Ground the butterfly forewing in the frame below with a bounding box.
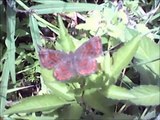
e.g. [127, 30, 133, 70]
[75, 36, 102, 58]
[74, 36, 102, 76]
[39, 48, 67, 69]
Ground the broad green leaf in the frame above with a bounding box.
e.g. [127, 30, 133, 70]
[109, 35, 141, 82]
[31, 3, 101, 14]
[58, 103, 82, 119]
[135, 37, 160, 77]
[83, 89, 114, 114]
[101, 52, 112, 75]
[107, 23, 126, 42]
[103, 85, 135, 100]
[134, 65, 157, 84]
[76, 8, 128, 38]
[103, 85, 160, 106]
[4, 94, 70, 115]
[130, 85, 160, 106]
[41, 68, 75, 101]
[136, 24, 154, 39]
[76, 10, 103, 33]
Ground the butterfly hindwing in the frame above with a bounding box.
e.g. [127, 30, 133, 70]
[74, 57, 97, 75]
[54, 56, 76, 81]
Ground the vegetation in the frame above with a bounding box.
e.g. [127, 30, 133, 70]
[0, 0, 160, 119]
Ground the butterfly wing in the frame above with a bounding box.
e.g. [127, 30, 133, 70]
[75, 36, 102, 58]
[38, 36, 102, 80]
[74, 36, 102, 75]
[75, 57, 97, 76]
[54, 55, 76, 81]
[38, 47, 67, 69]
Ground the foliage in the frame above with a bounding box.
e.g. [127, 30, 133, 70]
[0, 0, 160, 119]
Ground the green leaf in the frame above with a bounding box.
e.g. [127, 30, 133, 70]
[31, 3, 101, 14]
[101, 52, 112, 75]
[103, 85, 160, 106]
[5, 0, 16, 84]
[29, 15, 42, 54]
[0, 0, 16, 115]
[107, 23, 127, 42]
[130, 85, 160, 106]
[10, 116, 58, 120]
[122, 75, 136, 86]
[4, 94, 70, 115]
[109, 35, 141, 82]
[57, 15, 75, 52]
[76, 10, 103, 33]
[83, 89, 114, 114]
[58, 103, 83, 119]
[134, 36, 160, 78]
[41, 68, 75, 101]
[15, 29, 29, 37]
[32, 0, 65, 4]
[124, 1, 139, 11]
[16, 0, 59, 35]
[0, 59, 10, 115]
[112, 113, 136, 120]
[134, 65, 157, 84]
[103, 85, 135, 100]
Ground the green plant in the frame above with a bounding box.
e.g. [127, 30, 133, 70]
[0, 0, 160, 119]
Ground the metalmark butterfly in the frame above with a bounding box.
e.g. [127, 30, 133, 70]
[38, 36, 102, 81]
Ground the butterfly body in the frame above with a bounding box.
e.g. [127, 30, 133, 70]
[39, 36, 102, 81]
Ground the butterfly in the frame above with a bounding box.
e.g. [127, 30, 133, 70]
[38, 36, 102, 81]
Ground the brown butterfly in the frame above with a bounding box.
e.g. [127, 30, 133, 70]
[38, 36, 102, 81]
